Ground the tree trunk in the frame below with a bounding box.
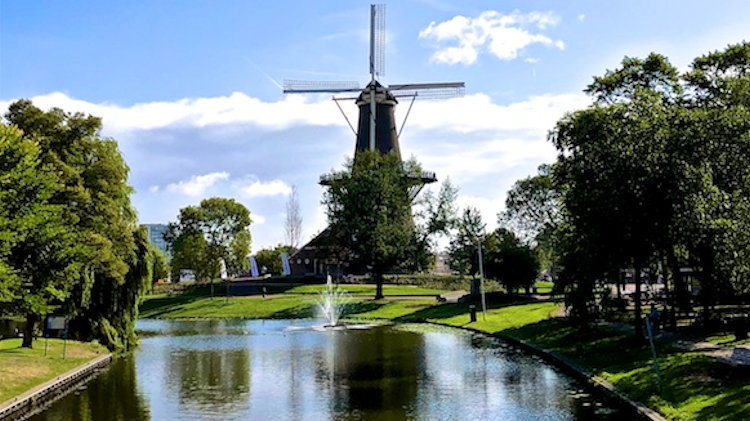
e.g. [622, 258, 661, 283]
[698, 246, 715, 324]
[667, 247, 690, 313]
[662, 255, 676, 331]
[22, 313, 37, 348]
[374, 270, 384, 300]
[633, 264, 644, 343]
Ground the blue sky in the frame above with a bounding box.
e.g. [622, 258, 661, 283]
[2, 1, 749, 250]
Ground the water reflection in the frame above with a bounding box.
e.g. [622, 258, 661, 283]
[327, 327, 422, 419]
[29, 354, 149, 421]
[31, 320, 630, 421]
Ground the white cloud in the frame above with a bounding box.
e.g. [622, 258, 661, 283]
[401, 92, 589, 134]
[1, 90, 590, 251]
[577, 14, 586, 22]
[0, 91, 346, 134]
[240, 179, 292, 198]
[2, 90, 587, 138]
[419, 10, 564, 65]
[166, 172, 229, 196]
[524, 57, 539, 63]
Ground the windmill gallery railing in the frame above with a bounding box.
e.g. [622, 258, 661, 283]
[319, 170, 436, 186]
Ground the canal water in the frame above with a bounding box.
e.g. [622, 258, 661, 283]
[31, 319, 631, 420]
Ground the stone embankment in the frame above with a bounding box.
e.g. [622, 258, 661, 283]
[0, 353, 112, 421]
[498, 334, 666, 421]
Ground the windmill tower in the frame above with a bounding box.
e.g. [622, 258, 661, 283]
[283, 4, 464, 199]
[286, 5, 464, 277]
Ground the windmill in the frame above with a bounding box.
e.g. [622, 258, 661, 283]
[283, 4, 465, 199]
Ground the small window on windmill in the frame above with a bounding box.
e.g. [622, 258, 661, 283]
[297, 259, 302, 264]
[305, 258, 310, 264]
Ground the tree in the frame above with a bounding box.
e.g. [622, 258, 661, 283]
[4, 100, 149, 350]
[546, 43, 750, 333]
[447, 207, 485, 276]
[0, 123, 82, 347]
[254, 245, 293, 276]
[284, 185, 303, 250]
[499, 164, 566, 281]
[551, 55, 680, 336]
[483, 228, 540, 293]
[322, 150, 418, 299]
[500, 164, 562, 245]
[150, 246, 170, 283]
[410, 178, 459, 272]
[167, 198, 252, 284]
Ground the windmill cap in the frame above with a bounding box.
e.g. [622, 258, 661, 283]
[356, 80, 398, 105]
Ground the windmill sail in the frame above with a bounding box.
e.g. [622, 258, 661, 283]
[370, 4, 385, 78]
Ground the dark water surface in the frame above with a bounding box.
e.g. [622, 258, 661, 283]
[31, 319, 631, 420]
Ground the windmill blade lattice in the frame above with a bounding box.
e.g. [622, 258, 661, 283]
[370, 4, 386, 78]
[283, 80, 361, 94]
[389, 82, 465, 100]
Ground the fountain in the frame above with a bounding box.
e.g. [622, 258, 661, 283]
[318, 274, 348, 327]
[286, 274, 381, 331]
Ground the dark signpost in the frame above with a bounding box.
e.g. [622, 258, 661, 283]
[45, 315, 69, 359]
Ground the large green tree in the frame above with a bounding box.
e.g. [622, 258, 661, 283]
[166, 198, 252, 284]
[483, 228, 539, 294]
[447, 207, 485, 277]
[322, 150, 418, 299]
[0, 123, 83, 347]
[4, 100, 150, 349]
[542, 43, 750, 333]
[551, 54, 681, 336]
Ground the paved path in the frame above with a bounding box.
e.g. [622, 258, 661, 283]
[659, 331, 750, 366]
[438, 290, 467, 303]
[610, 322, 750, 366]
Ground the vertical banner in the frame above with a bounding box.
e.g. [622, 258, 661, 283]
[280, 252, 291, 276]
[219, 259, 228, 280]
[249, 256, 260, 277]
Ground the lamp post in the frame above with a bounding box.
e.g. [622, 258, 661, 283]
[477, 237, 487, 320]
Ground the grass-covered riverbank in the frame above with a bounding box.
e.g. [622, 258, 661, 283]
[0, 338, 107, 404]
[139, 285, 750, 420]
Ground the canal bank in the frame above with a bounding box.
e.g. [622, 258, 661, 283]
[0, 353, 112, 421]
[494, 332, 666, 421]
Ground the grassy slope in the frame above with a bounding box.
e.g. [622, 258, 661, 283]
[139, 287, 749, 420]
[0, 338, 107, 403]
[503, 321, 750, 420]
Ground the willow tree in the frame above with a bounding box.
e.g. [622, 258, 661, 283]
[5, 100, 150, 350]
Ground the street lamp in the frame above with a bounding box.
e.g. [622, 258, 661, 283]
[477, 237, 487, 320]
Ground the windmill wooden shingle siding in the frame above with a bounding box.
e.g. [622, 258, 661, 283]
[283, 4, 464, 277]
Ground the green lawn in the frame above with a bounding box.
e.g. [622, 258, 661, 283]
[534, 281, 554, 294]
[140, 294, 318, 319]
[0, 338, 107, 404]
[502, 320, 750, 420]
[140, 292, 445, 320]
[702, 333, 750, 347]
[287, 284, 449, 296]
